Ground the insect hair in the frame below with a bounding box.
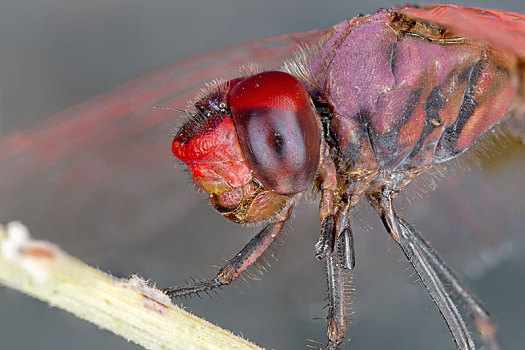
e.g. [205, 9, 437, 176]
[238, 62, 261, 76]
[280, 33, 330, 90]
[456, 122, 513, 170]
[186, 77, 229, 112]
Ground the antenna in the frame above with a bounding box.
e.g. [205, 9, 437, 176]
[153, 105, 186, 114]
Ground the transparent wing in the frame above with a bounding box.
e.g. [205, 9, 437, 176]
[400, 5, 525, 57]
[397, 4, 525, 272]
[0, 11, 524, 350]
[0, 29, 327, 254]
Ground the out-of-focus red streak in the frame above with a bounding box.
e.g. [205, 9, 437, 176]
[0, 31, 326, 194]
[401, 5, 525, 57]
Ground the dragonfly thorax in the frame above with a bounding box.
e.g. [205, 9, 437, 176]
[303, 9, 520, 202]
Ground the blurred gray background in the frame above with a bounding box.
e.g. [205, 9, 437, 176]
[1, 1, 524, 349]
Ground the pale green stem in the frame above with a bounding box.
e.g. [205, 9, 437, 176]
[0, 222, 263, 350]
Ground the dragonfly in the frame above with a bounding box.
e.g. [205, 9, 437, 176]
[0, 4, 524, 350]
[163, 5, 525, 349]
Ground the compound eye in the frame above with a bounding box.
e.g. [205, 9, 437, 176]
[229, 71, 320, 195]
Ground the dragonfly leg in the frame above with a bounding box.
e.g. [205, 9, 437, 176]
[315, 215, 335, 259]
[315, 193, 355, 270]
[370, 188, 475, 350]
[315, 148, 338, 260]
[336, 227, 355, 271]
[162, 208, 290, 298]
[315, 208, 355, 269]
[315, 150, 358, 269]
[317, 216, 354, 350]
[334, 198, 355, 270]
[316, 219, 352, 349]
[318, 209, 353, 348]
[402, 216, 500, 350]
[325, 252, 347, 350]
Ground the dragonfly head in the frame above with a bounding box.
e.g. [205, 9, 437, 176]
[172, 71, 321, 223]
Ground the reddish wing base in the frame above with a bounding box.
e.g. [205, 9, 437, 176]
[400, 5, 525, 58]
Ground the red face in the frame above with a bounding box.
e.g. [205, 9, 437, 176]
[172, 71, 321, 223]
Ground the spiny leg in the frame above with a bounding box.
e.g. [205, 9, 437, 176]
[315, 152, 356, 269]
[373, 187, 499, 348]
[371, 189, 475, 350]
[315, 147, 339, 260]
[320, 211, 355, 350]
[315, 193, 357, 268]
[325, 218, 355, 349]
[315, 212, 354, 350]
[316, 215, 335, 259]
[337, 227, 355, 271]
[400, 216, 500, 350]
[314, 153, 354, 349]
[325, 252, 347, 349]
[162, 208, 290, 298]
[314, 200, 356, 271]
[335, 198, 355, 270]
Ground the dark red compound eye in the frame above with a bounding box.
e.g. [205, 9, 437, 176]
[228, 71, 321, 195]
